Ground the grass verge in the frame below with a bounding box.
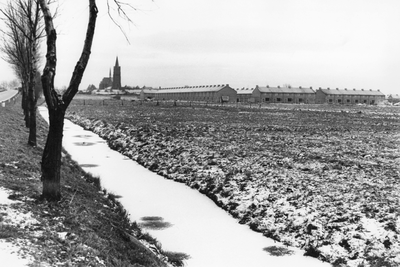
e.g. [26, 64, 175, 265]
[0, 99, 178, 266]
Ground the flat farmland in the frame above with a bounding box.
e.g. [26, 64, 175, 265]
[67, 103, 400, 266]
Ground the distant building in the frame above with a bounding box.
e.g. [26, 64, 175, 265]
[315, 88, 385, 105]
[388, 94, 400, 104]
[140, 84, 237, 103]
[99, 69, 112, 89]
[98, 57, 122, 90]
[112, 57, 121, 89]
[235, 88, 254, 102]
[126, 86, 153, 95]
[79, 84, 97, 94]
[252, 85, 316, 104]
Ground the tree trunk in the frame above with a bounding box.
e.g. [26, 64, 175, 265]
[41, 108, 65, 201]
[39, 0, 98, 200]
[27, 103, 37, 146]
[21, 84, 30, 128]
[27, 76, 37, 146]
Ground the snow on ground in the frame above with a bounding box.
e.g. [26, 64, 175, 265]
[38, 107, 332, 267]
[62, 105, 400, 266]
[0, 241, 31, 267]
[0, 187, 35, 266]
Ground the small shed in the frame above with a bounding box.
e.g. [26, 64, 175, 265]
[235, 88, 254, 102]
[388, 94, 400, 104]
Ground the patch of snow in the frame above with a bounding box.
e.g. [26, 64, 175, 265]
[361, 217, 386, 240]
[1, 208, 38, 228]
[0, 187, 20, 204]
[319, 244, 348, 261]
[0, 187, 34, 266]
[57, 232, 69, 241]
[0, 241, 32, 266]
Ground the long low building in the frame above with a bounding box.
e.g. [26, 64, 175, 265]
[139, 84, 385, 105]
[140, 84, 238, 103]
[252, 85, 316, 104]
[315, 88, 385, 105]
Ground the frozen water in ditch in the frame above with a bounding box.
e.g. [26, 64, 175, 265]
[39, 107, 331, 267]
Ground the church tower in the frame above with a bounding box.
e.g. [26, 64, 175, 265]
[112, 56, 121, 89]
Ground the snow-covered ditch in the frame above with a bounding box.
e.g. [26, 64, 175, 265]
[62, 108, 400, 267]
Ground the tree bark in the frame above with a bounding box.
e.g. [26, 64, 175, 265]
[41, 109, 64, 200]
[39, 0, 98, 200]
[28, 69, 37, 146]
[27, 103, 37, 146]
[21, 84, 30, 128]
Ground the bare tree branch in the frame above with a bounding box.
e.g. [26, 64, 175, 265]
[106, 0, 147, 44]
[63, 0, 98, 105]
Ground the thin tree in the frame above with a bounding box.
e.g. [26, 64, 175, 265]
[39, 0, 139, 200]
[0, 0, 44, 146]
[1, 4, 29, 126]
[39, 0, 98, 200]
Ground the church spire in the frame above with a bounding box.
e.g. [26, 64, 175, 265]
[115, 56, 119, 67]
[112, 56, 121, 89]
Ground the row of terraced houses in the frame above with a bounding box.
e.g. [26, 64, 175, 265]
[139, 84, 385, 105]
[96, 58, 386, 105]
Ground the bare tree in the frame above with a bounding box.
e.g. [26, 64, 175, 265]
[0, 79, 19, 89]
[0, 0, 44, 146]
[39, 0, 140, 200]
[38, 0, 98, 200]
[0, 81, 10, 89]
[9, 79, 20, 89]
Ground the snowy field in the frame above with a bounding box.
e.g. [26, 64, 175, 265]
[66, 103, 400, 266]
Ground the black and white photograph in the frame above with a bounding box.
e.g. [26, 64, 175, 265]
[0, 0, 399, 266]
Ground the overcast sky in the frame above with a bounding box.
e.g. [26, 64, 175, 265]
[0, 0, 399, 95]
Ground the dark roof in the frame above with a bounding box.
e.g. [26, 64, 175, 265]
[156, 84, 232, 93]
[318, 88, 385, 96]
[256, 86, 315, 94]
